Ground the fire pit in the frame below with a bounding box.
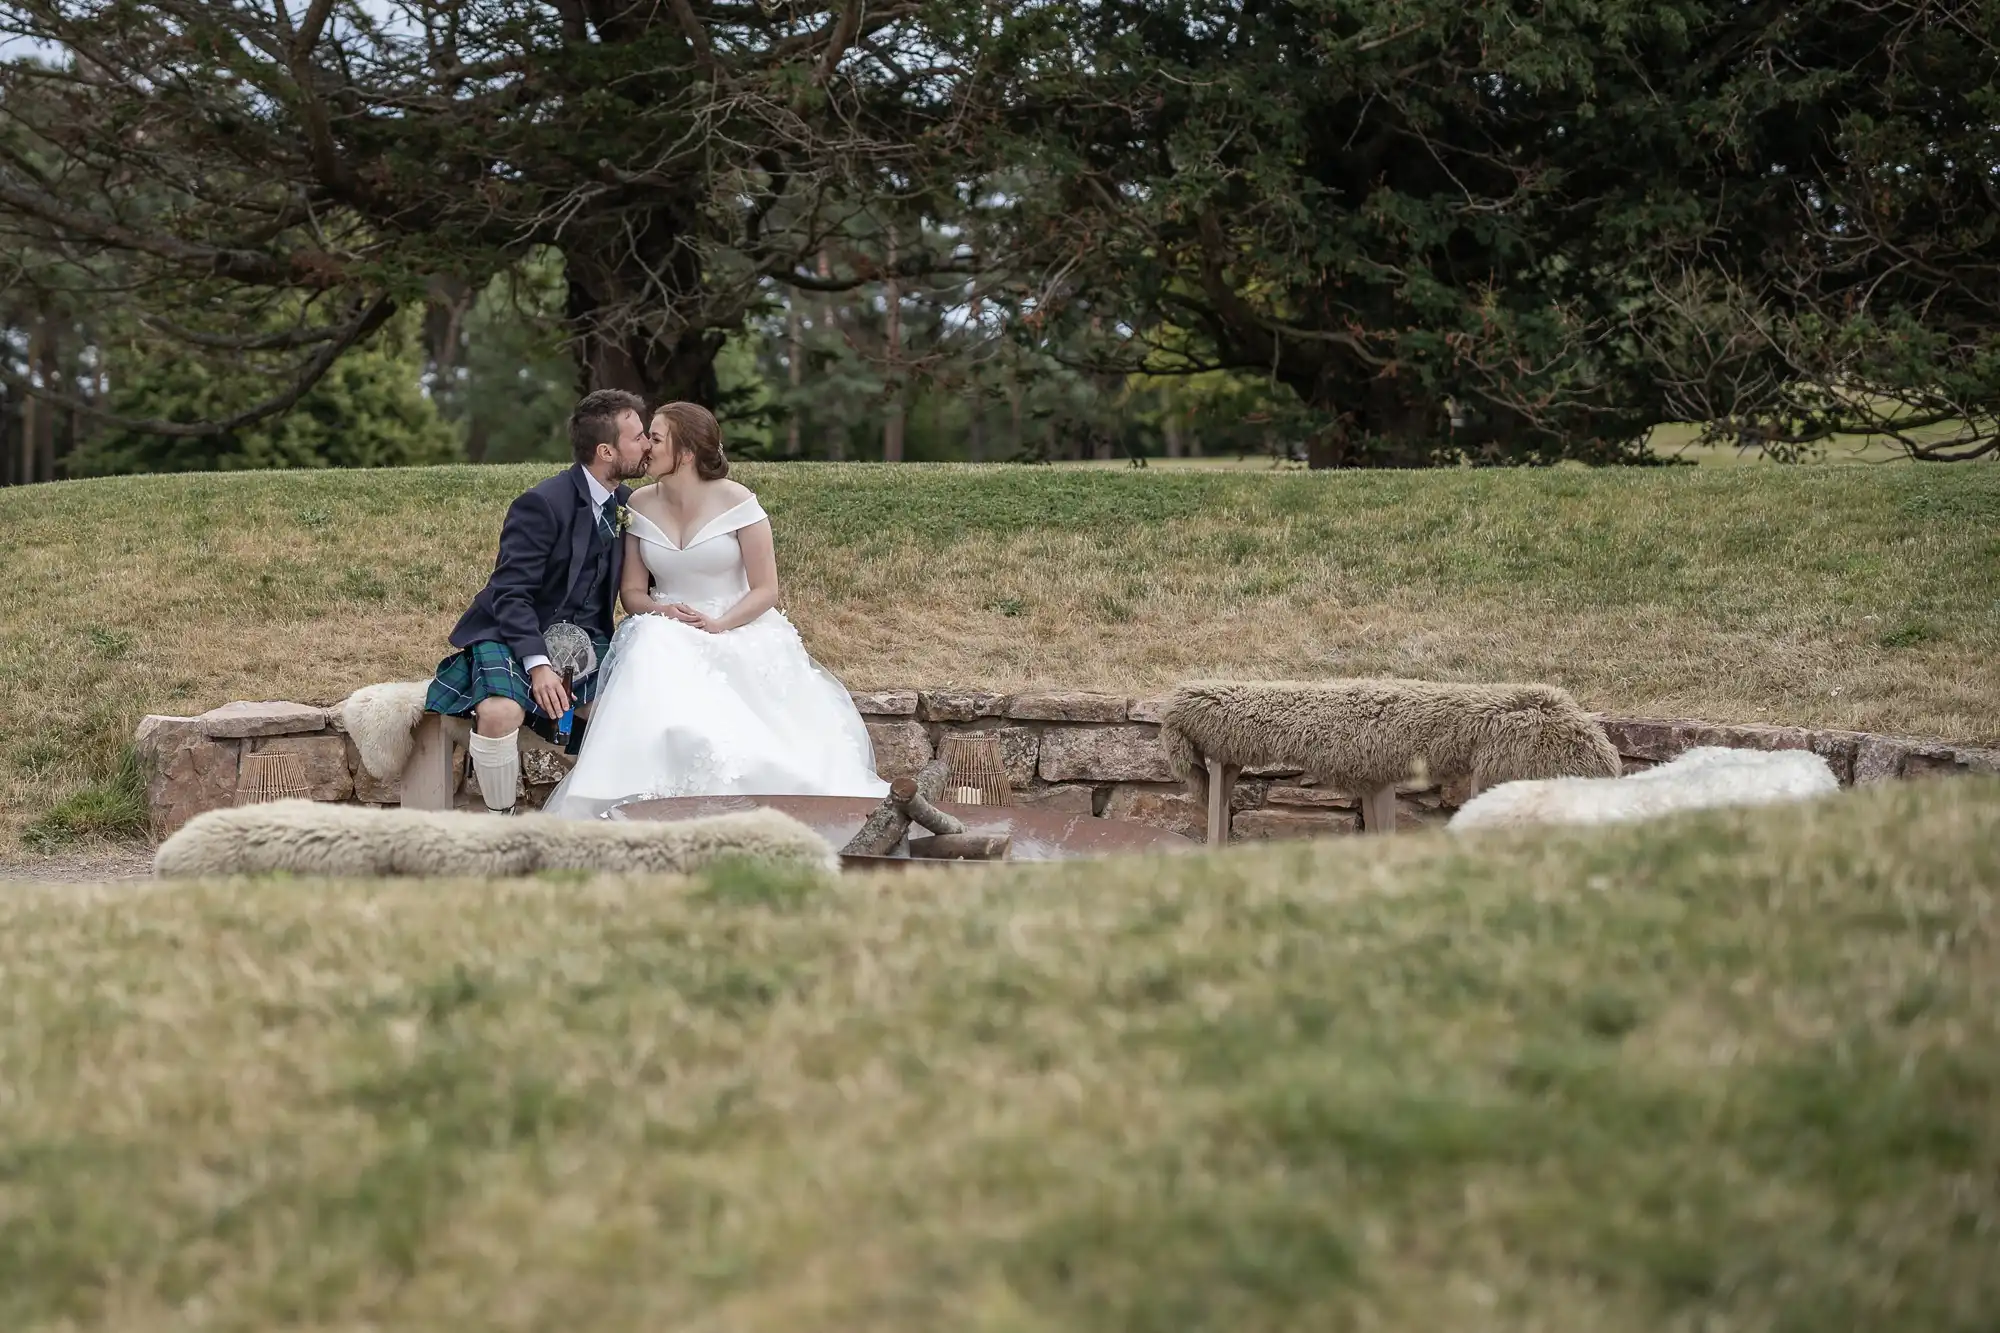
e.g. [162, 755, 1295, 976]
[608, 794, 1196, 867]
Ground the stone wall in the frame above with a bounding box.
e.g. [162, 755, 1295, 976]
[135, 690, 2000, 841]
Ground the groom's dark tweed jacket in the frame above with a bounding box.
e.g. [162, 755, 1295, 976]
[447, 464, 631, 667]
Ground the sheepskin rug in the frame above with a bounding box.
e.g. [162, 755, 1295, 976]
[154, 800, 838, 879]
[1447, 745, 1839, 832]
[1161, 678, 1620, 804]
[338, 680, 432, 780]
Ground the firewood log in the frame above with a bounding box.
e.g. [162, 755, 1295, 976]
[907, 832, 1012, 861]
[905, 787, 965, 837]
[841, 759, 959, 856]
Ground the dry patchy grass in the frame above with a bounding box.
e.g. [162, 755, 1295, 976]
[2, 462, 1995, 846]
[1, 778, 1996, 1330]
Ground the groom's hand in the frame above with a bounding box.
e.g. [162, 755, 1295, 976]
[528, 664, 571, 719]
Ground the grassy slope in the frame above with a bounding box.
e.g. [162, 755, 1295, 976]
[2, 462, 1996, 845]
[1, 777, 1995, 1330]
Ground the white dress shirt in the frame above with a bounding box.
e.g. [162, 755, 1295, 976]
[521, 469, 616, 674]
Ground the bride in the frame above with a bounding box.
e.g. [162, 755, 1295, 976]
[542, 402, 889, 819]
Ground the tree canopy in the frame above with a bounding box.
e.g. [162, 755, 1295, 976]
[981, 0, 2000, 463]
[2, 0, 1994, 469]
[0, 0, 983, 427]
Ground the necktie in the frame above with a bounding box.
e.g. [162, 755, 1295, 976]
[597, 496, 618, 540]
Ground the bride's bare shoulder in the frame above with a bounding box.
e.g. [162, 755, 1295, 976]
[634, 484, 680, 515]
[714, 479, 758, 509]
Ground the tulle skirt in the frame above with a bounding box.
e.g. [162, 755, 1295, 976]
[541, 601, 889, 819]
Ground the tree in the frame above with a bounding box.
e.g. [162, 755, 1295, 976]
[429, 253, 575, 464]
[68, 308, 459, 473]
[1, 300, 74, 486]
[1, 244, 111, 485]
[0, 0, 987, 439]
[982, 0, 2000, 464]
[1622, 1, 2000, 462]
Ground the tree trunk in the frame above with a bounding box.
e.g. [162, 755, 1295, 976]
[818, 251, 844, 460]
[884, 394, 906, 462]
[563, 237, 721, 407]
[882, 225, 904, 463]
[16, 398, 33, 486]
[423, 275, 474, 389]
[21, 318, 43, 484]
[1, 389, 15, 487]
[966, 297, 986, 462]
[786, 299, 803, 457]
[57, 403, 75, 480]
[1300, 371, 1445, 469]
[37, 325, 59, 481]
[1163, 413, 1184, 457]
[572, 311, 720, 406]
[1363, 374, 1441, 466]
[1306, 432, 1346, 469]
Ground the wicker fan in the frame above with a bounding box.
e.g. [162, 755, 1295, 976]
[236, 751, 311, 806]
[941, 733, 1011, 806]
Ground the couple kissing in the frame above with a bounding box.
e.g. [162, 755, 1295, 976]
[426, 390, 888, 818]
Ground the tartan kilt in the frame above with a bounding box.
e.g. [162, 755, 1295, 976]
[425, 637, 610, 746]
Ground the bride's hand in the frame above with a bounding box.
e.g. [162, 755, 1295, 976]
[681, 611, 724, 634]
[652, 601, 699, 622]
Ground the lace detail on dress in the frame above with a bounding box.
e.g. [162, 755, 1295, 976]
[540, 579, 884, 817]
[538, 486, 883, 816]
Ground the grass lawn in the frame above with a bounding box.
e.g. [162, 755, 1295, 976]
[1, 777, 1995, 1329]
[2, 460, 1996, 849]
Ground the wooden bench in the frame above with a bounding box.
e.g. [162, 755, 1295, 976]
[399, 712, 568, 811]
[1159, 680, 1615, 846]
[1203, 757, 1476, 843]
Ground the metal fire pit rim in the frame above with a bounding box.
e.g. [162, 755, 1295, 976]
[608, 792, 1196, 863]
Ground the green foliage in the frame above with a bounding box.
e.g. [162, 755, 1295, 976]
[739, 263, 1310, 465]
[20, 747, 147, 851]
[712, 333, 782, 457]
[981, 0, 2000, 464]
[428, 255, 783, 466]
[71, 311, 460, 475]
[0, 1, 987, 424]
[8, 0, 1993, 469]
[441, 258, 576, 465]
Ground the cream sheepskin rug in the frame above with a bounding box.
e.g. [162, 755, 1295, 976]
[338, 680, 432, 781]
[155, 800, 837, 878]
[1447, 745, 1839, 832]
[1161, 678, 1620, 804]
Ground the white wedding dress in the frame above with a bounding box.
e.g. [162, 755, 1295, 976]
[541, 495, 889, 819]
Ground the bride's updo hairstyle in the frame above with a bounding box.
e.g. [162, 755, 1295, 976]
[652, 401, 729, 481]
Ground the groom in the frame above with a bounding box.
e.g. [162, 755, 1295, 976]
[425, 388, 654, 813]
